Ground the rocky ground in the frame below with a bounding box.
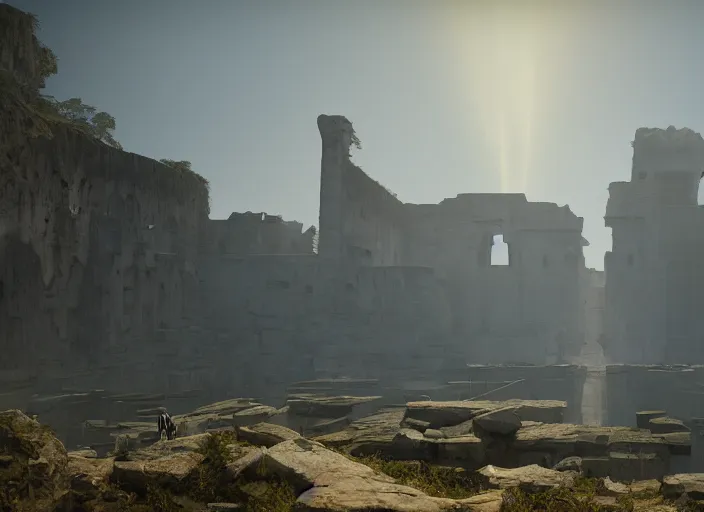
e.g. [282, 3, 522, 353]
[2, 396, 704, 511]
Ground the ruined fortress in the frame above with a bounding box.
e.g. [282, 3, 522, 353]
[2, 4, 704, 414]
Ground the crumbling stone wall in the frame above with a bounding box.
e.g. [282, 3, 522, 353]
[0, 4, 209, 397]
[604, 127, 704, 363]
[196, 254, 454, 402]
[317, 115, 404, 265]
[399, 195, 586, 364]
[0, 130, 209, 393]
[317, 115, 588, 366]
[203, 212, 315, 256]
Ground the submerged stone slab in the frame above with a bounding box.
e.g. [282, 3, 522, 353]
[285, 395, 382, 418]
[404, 400, 566, 429]
[636, 410, 667, 430]
[648, 416, 690, 434]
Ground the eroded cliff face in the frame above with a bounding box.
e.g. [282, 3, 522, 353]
[0, 5, 209, 392]
[0, 133, 209, 387]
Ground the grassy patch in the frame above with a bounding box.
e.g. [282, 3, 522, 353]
[189, 431, 297, 512]
[352, 453, 485, 499]
[144, 483, 180, 512]
[498, 481, 671, 512]
[189, 430, 240, 503]
[500, 486, 619, 512]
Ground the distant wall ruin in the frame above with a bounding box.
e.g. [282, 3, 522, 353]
[0, 4, 600, 411]
[315, 114, 587, 365]
[202, 212, 315, 256]
[399, 195, 586, 364]
[317, 115, 404, 265]
[604, 126, 704, 363]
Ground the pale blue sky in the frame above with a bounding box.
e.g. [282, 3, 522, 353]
[11, 0, 704, 269]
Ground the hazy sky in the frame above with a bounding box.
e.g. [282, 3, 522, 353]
[10, 0, 704, 269]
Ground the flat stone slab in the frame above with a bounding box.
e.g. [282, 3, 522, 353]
[514, 422, 670, 459]
[473, 407, 522, 436]
[636, 410, 666, 429]
[477, 464, 576, 492]
[112, 452, 203, 492]
[236, 422, 300, 447]
[189, 399, 260, 416]
[314, 408, 405, 455]
[286, 395, 382, 417]
[662, 473, 704, 501]
[129, 433, 210, 461]
[648, 416, 690, 434]
[232, 405, 279, 426]
[266, 437, 504, 511]
[263, 438, 395, 494]
[653, 432, 691, 455]
[297, 473, 504, 511]
[405, 400, 566, 429]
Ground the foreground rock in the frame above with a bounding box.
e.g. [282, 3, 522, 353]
[66, 453, 114, 498]
[2, 404, 700, 511]
[477, 464, 576, 492]
[264, 438, 503, 511]
[662, 473, 704, 501]
[112, 452, 204, 492]
[297, 474, 504, 511]
[236, 422, 301, 447]
[0, 409, 69, 510]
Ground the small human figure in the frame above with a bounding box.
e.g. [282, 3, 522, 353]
[157, 408, 176, 441]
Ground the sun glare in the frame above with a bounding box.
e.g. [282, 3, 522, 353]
[457, 4, 555, 196]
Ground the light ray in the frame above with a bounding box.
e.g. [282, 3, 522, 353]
[498, 108, 509, 192]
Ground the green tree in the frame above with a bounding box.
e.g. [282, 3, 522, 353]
[43, 96, 122, 149]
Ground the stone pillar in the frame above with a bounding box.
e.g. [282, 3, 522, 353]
[316, 114, 353, 261]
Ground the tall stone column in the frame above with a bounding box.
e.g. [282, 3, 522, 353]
[316, 114, 353, 261]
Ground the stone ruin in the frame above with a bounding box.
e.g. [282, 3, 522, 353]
[5, 1, 704, 460]
[0, 106, 597, 406]
[10, 8, 704, 508]
[604, 126, 704, 364]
